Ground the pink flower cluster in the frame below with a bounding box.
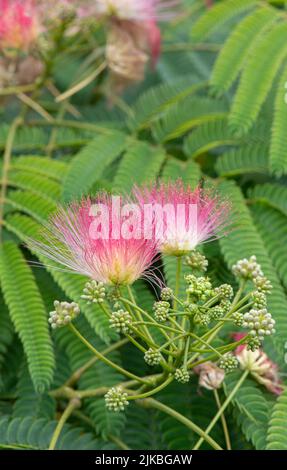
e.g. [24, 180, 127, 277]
[30, 181, 230, 287]
[0, 0, 39, 52]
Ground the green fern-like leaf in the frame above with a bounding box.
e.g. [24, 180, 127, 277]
[0, 415, 104, 450]
[215, 143, 269, 177]
[7, 170, 61, 201]
[153, 97, 228, 143]
[130, 78, 205, 131]
[184, 118, 242, 159]
[113, 140, 166, 192]
[13, 364, 56, 419]
[211, 6, 278, 94]
[0, 242, 55, 393]
[267, 388, 287, 450]
[269, 65, 287, 176]
[250, 204, 287, 289]
[191, 0, 257, 41]
[230, 21, 287, 134]
[62, 131, 127, 202]
[11, 156, 68, 182]
[248, 183, 287, 216]
[6, 190, 57, 223]
[224, 372, 272, 449]
[0, 296, 14, 390]
[161, 157, 201, 187]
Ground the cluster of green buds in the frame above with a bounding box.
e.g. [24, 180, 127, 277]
[160, 287, 173, 301]
[242, 308, 276, 342]
[153, 301, 170, 322]
[232, 255, 263, 280]
[184, 250, 208, 272]
[174, 367, 190, 384]
[218, 354, 239, 372]
[104, 387, 129, 412]
[81, 280, 106, 304]
[214, 284, 234, 301]
[144, 348, 162, 366]
[251, 291, 267, 309]
[185, 275, 213, 301]
[48, 301, 80, 329]
[232, 256, 273, 294]
[109, 309, 132, 334]
[253, 276, 272, 294]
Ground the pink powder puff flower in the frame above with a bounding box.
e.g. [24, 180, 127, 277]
[0, 0, 39, 53]
[133, 181, 231, 256]
[233, 333, 283, 396]
[28, 195, 158, 286]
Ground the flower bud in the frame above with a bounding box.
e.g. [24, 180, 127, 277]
[105, 386, 129, 412]
[81, 280, 106, 304]
[153, 301, 170, 322]
[174, 367, 190, 384]
[144, 348, 161, 366]
[242, 308, 275, 342]
[48, 301, 80, 329]
[184, 250, 208, 272]
[232, 256, 263, 280]
[218, 354, 239, 372]
[109, 309, 132, 334]
[160, 287, 173, 301]
[214, 284, 234, 300]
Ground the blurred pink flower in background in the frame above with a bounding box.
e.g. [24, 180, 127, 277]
[233, 333, 283, 395]
[0, 0, 39, 53]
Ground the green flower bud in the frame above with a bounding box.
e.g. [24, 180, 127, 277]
[109, 309, 132, 334]
[232, 312, 244, 327]
[144, 348, 161, 366]
[185, 275, 213, 301]
[174, 367, 190, 384]
[251, 291, 267, 309]
[215, 284, 234, 300]
[160, 287, 173, 301]
[48, 301, 80, 329]
[218, 354, 239, 372]
[209, 305, 224, 320]
[81, 280, 106, 304]
[184, 250, 208, 272]
[232, 256, 263, 281]
[105, 387, 129, 412]
[246, 336, 261, 351]
[253, 276, 272, 294]
[242, 308, 275, 342]
[153, 301, 170, 322]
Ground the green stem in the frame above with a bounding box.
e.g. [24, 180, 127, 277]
[193, 370, 249, 450]
[139, 398, 223, 450]
[189, 332, 223, 359]
[48, 398, 81, 450]
[120, 297, 170, 342]
[0, 117, 22, 240]
[174, 256, 182, 312]
[69, 323, 149, 385]
[65, 338, 129, 387]
[214, 389, 231, 451]
[128, 375, 173, 401]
